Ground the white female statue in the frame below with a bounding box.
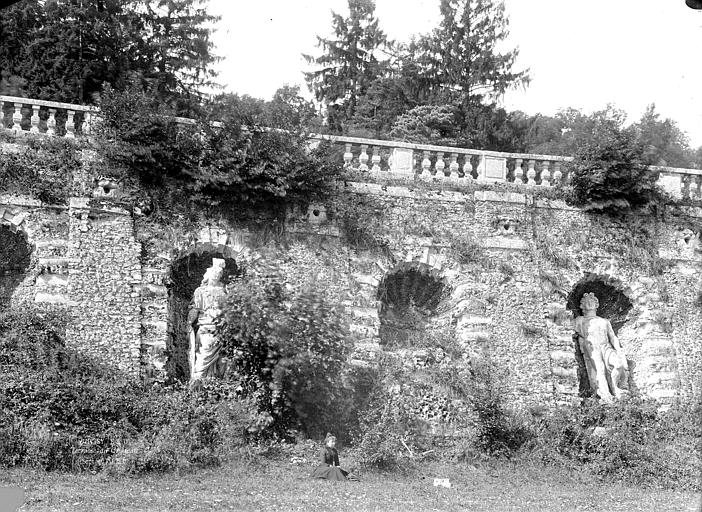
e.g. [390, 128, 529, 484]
[188, 258, 227, 386]
[574, 292, 630, 401]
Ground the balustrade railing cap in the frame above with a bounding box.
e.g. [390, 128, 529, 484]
[0, 95, 99, 112]
[310, 133, 574, 162]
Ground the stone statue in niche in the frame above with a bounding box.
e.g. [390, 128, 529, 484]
[573, 293, 629, 401]
[188, 258, 227, 387]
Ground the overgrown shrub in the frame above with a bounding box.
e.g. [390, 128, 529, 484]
[532, 397, 701, 490]
[451, 233, 485, 264]
[217, 263, 353, 439]
[353, 351, 531, 469]
[96, 82, 342, 210]
[464, 359, 533, 457]
[355, 382, 432, 470]
[0, 307, 254, 474]
[0, 137, 80, 204]
[567, 110, 667, 212]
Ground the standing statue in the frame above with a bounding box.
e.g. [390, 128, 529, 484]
[574, 292, 629, 401]
[188, 258, 227, 387]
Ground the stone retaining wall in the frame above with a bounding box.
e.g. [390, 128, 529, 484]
[3, 186, 701, 406]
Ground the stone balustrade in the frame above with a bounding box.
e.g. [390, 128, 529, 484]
[313, 134, 573, 188]
[0, 95, 98, 138]
[2, 94, 702, 199]
[313, 134, 702, 200]
[652, 165, 702, 201]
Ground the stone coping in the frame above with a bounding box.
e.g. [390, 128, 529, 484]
[0, 94, 98, 112]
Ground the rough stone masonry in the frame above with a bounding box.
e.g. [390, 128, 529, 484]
[2, 179, 701, 409]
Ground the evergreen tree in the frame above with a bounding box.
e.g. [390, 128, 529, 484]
[141, 0, 220, 111]
[304, 0, 390, 131]
[0, 0, 44, 96]
[412, 0, 529, 106]
[0, 0, 218, 107]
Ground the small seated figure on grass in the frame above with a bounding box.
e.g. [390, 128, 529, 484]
[310, 434, 358, 481]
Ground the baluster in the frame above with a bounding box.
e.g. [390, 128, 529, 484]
[82, 112, 92, 137]
[682, 175, 692, 200]
[449, 152, 459, 179]
[540, 160, 551, 187]
[690, 175, 699, 200]
[475, 155, 485, 180]
[358, 144, 369, 171]
[526, 159, 536, 185]
[371, 146, 381, 172]
[343, 143, 353, 168]
[434, 153, 446, 177]
[65, 110, 76, 138]
[421, 151, 432, 178]
[462, 155, 474, 179]
[30, 105, 41, 134]
[12, 103, 23, 132]
[513, 158, 524, 183]
[553, 162, 562, 184]
[47, 109, 57, 136]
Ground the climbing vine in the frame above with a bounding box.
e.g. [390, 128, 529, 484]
[0, 138, 82, 205]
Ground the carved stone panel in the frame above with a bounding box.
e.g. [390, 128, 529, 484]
[390, 148, 414, 174]
[483, 156, 507, 181]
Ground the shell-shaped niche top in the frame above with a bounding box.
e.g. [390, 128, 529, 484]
[377, 262, 451, 319]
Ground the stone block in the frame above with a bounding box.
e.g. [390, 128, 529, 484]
[34, 292, 71, 305]
[456, 314, 492, 327]
[646, 388, 677, 400]
[550, 350, 575, 363]
[551, 366, 576, 379]
[480, 236, 528, 250]
[474, 190, 526, 204]
[355, 274, 380, 287]
[350, 323, 377, 337]
[350, 307, 379, 320]
[35, 274, 68, 287]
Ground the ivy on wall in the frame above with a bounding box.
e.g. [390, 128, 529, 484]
[0, 137, 81, 205]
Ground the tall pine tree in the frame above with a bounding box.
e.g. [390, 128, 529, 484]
[304, 0, 389, 131]
[413, 0, 529, 106]
[141, 0, 219, 110]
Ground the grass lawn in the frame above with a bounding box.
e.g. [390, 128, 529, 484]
[1, 459, 699, 512]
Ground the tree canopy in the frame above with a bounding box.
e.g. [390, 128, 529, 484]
[306, 0, 530, 142]
[0, 0, 219, 109]
[304, 0, 390, 131]
[409, 0, 529, 106]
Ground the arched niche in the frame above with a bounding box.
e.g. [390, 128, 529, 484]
[0, 224, 32, 307]
[566, 273, 633, 396]
[566, 273, 633, 333]
[166, 244, 238, 382]
[377, 262, 451, 348]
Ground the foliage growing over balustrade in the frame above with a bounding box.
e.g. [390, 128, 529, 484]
[566, 108, 669, 212]
[0, 137, 81, 205]
[94, 83, 342, 213]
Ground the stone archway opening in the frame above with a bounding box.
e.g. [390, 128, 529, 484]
[166, 244, 238, 382]
[377, 262, 451, 348]
[0, 224, 32, 308]
[566, 273, 633, 396]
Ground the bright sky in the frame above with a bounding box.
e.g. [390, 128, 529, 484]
[207, 0, 702, 147]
